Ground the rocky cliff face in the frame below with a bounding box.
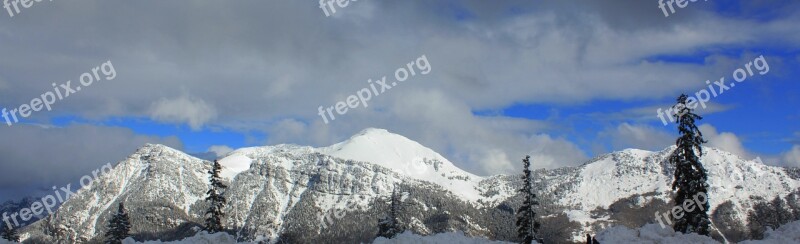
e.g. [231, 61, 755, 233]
[20, 129, 800, 243]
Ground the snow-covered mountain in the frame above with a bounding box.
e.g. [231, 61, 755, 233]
[19, 128, 800, 243]
[1, 197, 48, 228]
[317, 128, 484, 201]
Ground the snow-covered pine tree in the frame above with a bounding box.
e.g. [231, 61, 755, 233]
[516, 155, 541, 244]
[668, 94, 711, 235]
[585, 234, 600, 244]
[205, 160, 228, 233]
[377, 187, 404, 239]
[104, 202, 131, 244]
[377, 215, 396, 238]
[1, 224, 20, 242]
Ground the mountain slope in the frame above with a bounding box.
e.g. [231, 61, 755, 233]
[23, 144, 211, 243]
[532, 147, 800, 241]
[19, 128, 800, 243]
[318, 128, 483, 201]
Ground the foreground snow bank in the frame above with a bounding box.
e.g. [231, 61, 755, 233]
[740, 220, 800, 244]
[597, 221, 800, 244]
[120, 231, 512, 244]
[123, 232, 246, 244]
[596, 223, 718, 243]
[114, 221, 800, 244]
[373, 231, 516, 244]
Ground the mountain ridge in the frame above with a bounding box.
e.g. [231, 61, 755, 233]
[17, 128, 800, 243]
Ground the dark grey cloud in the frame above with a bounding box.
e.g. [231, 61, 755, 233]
[0, 124, 181, 202]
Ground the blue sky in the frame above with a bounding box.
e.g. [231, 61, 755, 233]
[1, 0, 798, 201]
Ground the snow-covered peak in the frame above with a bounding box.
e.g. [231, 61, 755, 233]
[619, 148, 656, 158]
[317, 128, 484, 201]
[136, 143, 186, 155]
[318, 128, 451, 173]
[565, 145, 799, 220]
[129, 144, 206, 168]
[217, 155, 252, 181]
[229, 144, 316, 157]
[208, 128, 484, 201]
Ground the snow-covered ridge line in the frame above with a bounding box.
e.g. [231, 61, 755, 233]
[155, 128, 797, 206]
[557, 145, 800, 241]
[215, 128, 485, 201]
[20, 128, 800, 243]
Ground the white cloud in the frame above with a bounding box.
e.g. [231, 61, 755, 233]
[698, 124, 751, 159]
[782, 145, 800, 168]
[585, 102, 733, 123]
[603, 123, 792, 168]
[149, 95, 217, 130]
[599, 123, 674, 151]
[262, 89, 586, 175]
[389, 90, 588, 173]
[207, 145, 234, 157]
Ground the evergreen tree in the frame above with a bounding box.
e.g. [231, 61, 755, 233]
[516, 156, 541, 244]
[1, 224, 20, 242]
[668, 94, 711, 235]
[377, 187, 404, 239]
[205, 160, 228, 233]
[585, 234, 599, 244]
[104, 202, 131, 244]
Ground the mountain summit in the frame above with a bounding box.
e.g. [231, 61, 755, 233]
[19, 129, 800, 243]
[319, 128, 451, 170]
[319, 128, 483, 200]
